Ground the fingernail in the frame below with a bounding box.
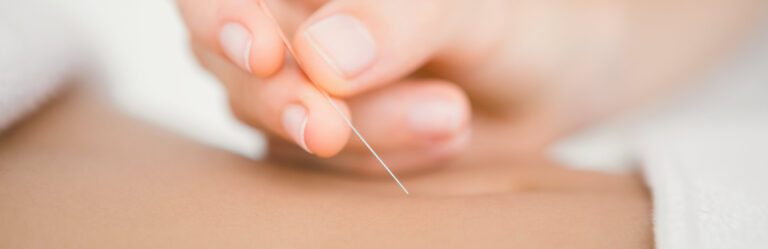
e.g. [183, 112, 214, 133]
[282, 104, 311, 153]
[304, 14, 376, 78]
[219, 22, 252, 72]
[408, 100, 464, 138]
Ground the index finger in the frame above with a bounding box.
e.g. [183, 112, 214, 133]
[176, 0, 285, 77]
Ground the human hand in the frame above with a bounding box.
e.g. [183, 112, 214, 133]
[176, 0, 759, 173]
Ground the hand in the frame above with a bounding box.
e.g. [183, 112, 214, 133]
[176, 0, 759, 174]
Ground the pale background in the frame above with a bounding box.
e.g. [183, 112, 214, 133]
[60, 0, 265, 158]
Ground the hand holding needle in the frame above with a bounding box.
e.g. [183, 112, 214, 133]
[256, 0, 409, 194]
[180, 0, 474, 184]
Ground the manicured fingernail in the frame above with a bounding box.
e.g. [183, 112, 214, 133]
[282, 104, 311, 153]
[408, 100, 464, 138]
[304, 14, 376, 78]
[219, 22, 252, 72]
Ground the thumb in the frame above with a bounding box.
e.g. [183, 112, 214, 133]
[292, 0, 468, 96]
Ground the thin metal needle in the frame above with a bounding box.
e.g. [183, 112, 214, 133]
[258, 0, 410, 195]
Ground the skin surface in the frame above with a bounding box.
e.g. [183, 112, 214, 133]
[0, 88, 652, 248]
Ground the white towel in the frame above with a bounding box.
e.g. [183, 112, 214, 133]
[0, 1, 83, 131]
[637, 12, 768, 248]
[640, 118, 768, 249]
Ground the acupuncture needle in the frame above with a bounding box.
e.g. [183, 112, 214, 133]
[257, 0, 410, 195]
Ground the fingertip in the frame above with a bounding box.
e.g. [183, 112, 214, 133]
[290, 0, 455, 97]
[301, 96, 351, 157]
[293, 31, 358, 97]
[246, 8, 284, 77]
[406, 82, 472, 141]
[350, 80, 472, 144]
[217, 2, 284, 77]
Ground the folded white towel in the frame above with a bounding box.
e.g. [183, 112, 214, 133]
[638, 13, 768, 248]
[0, 1, 83, 131]
[640, 118, 768, 249]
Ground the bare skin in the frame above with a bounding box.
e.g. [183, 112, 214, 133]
[0, 89, 652, 248]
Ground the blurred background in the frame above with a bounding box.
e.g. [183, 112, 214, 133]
[7, 0, 766, 171]
[53, 0, 266, 158]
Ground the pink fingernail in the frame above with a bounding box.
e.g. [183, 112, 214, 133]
[282, 104, 311, 153]
[219, 22, 253, 72]
[408, 100, 465, 138]
[304, 14, 376, 78]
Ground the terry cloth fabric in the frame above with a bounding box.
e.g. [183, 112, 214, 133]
[0, 1, 83, 132]
[640, 119, 768, 249]
[638, 11, 768, 249]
